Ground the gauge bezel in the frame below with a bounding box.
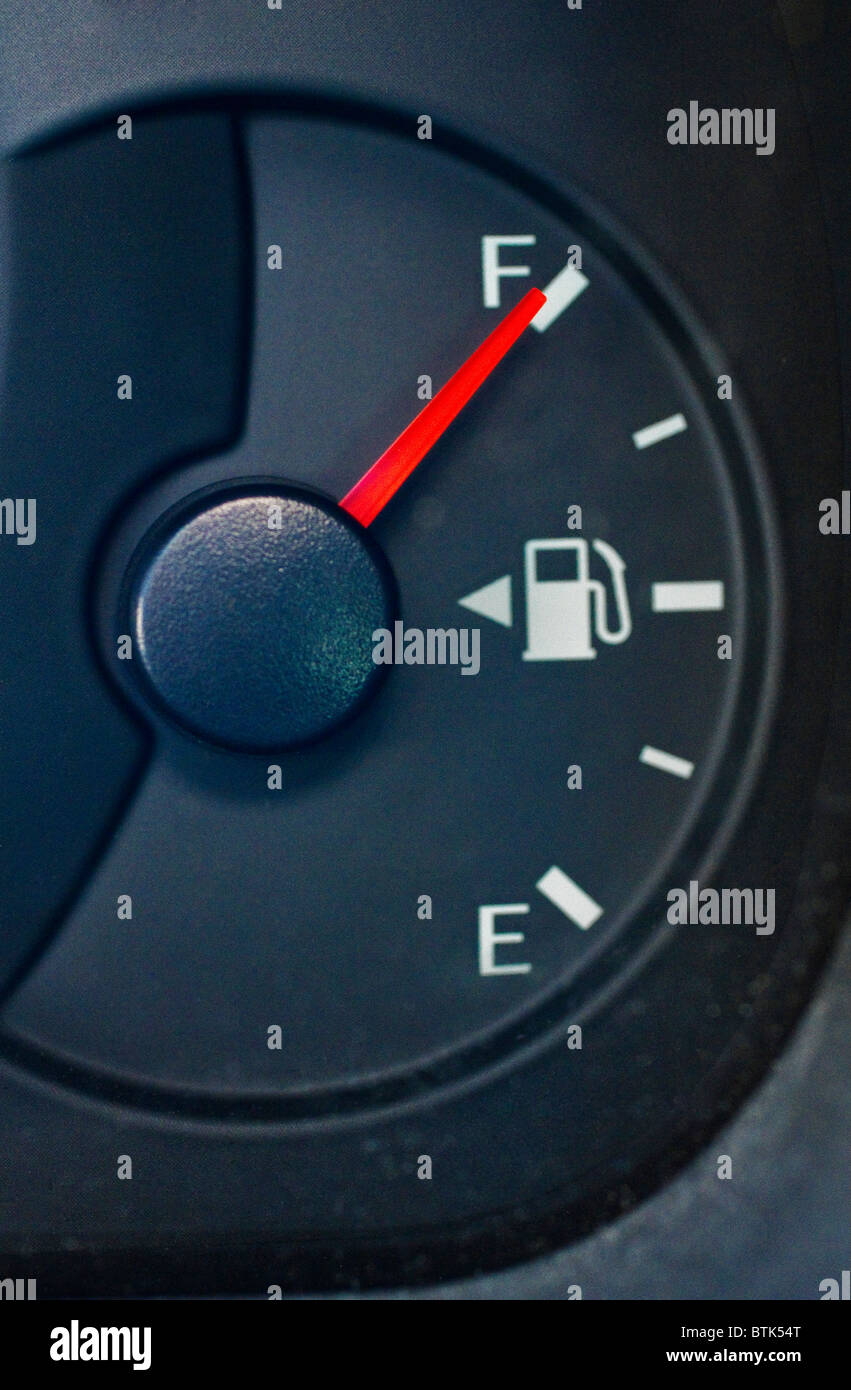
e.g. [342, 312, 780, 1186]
[4, 93, 780, 1117]
[0, 89, 845, 1296]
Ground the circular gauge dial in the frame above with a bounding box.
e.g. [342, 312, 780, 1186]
[1, 113, 771, 1112]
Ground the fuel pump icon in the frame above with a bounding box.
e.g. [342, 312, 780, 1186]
[522, 537, 632, 660]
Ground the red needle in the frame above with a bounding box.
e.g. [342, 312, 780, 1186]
[340, 287, 546, 526]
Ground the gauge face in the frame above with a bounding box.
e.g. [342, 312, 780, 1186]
[2, 113, 768, 1113]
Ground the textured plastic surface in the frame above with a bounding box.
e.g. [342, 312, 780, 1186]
[0, 112, 247, 990]
[0, 0, 847, 1298]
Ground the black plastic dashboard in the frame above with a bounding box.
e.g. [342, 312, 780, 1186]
[0, 1, 848, 1309]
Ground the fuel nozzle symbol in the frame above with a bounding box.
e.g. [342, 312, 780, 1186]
[522, 537, 631, 661]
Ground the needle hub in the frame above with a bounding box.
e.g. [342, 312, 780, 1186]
[123, 484, 396, 751]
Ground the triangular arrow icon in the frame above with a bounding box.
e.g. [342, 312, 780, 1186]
[458, 575, 512, 627]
